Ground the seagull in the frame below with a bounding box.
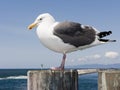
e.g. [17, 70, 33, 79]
[28, 13, 116, 70]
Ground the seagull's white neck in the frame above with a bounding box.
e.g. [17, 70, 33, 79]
[36, 18, 57, 50]
[36, 18, 56, 41]
[37, 21, 55, 33]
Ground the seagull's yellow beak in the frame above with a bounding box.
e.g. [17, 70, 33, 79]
[28, 23, 37, 30]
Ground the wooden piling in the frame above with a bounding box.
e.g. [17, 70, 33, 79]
[28, 70, 78, 90]
[98, 69, 120, 90]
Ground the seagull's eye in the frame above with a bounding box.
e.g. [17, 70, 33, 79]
[39, 18, 42, 20]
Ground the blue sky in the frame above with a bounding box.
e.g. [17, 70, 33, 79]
[0, 0, 120, 68]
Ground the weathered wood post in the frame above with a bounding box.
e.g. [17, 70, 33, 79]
[28, 70, 78, 90]
[98, 69, 120, 90]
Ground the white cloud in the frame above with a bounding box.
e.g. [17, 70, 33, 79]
[78, 54, 101, 61]
[69, 52, 119, 65]
[91, 54, 101, 59]
[105, 51, 119, 59]
[78, 57, 87, 61]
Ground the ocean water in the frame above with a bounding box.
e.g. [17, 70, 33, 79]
[79, 73, 98, 90]
[0, 69, 98, 90]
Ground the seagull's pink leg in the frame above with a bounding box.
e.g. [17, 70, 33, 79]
[59, 54, 66, 70]
[51, 54, 66, 70]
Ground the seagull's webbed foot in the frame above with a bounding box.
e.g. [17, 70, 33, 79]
[51, 66, 64, 70]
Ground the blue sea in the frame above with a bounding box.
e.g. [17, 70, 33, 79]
[0, 69, 98, 90]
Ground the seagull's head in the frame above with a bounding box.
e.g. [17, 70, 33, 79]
[28, 13, 55, 30]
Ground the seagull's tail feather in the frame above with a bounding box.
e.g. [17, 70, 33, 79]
[97, 31, 112, 38]
[97, 31, 116, 42]
[98, 39, 116, 42]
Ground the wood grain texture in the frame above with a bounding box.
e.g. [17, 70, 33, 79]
[28, 70, 78, 90]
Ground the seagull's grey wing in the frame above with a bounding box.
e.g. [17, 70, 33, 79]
[53, 21, 96, 47]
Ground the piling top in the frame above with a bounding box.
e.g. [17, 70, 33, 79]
[98, 69, 120, 73]
[27, 69, 78, 75]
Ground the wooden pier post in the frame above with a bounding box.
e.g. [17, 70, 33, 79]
[98, 69, 120, 90]
[28, 70, 78, 90]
